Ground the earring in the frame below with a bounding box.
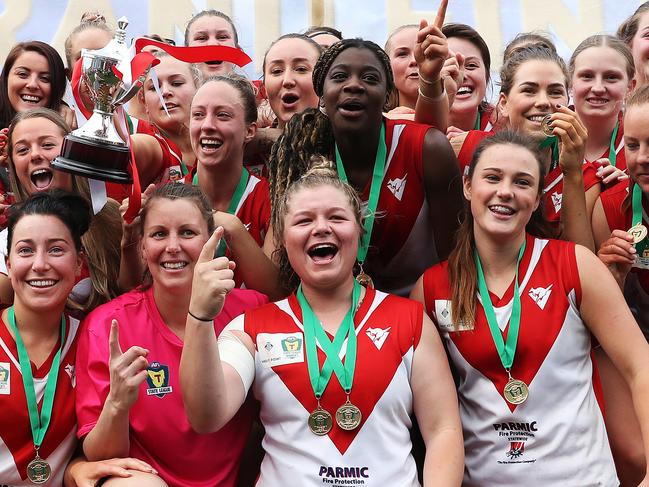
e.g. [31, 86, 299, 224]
[319, 98, 328, 117]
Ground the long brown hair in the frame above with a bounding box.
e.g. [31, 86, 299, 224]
[448, 131, 549, 328]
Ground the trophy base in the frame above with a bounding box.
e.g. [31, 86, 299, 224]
[52, 134, 133, 184]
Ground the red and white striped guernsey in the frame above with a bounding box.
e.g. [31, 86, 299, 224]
[0, 316, 80, 486]
[225, 288, 423, 486]
[422, 235, 617, 486]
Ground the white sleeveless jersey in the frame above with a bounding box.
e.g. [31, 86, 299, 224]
[230, 288, 423, 487]
[422, 236, 617, 486]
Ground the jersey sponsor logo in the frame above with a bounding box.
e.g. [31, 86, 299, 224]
[257, 332, 305, 367]
[551, 191, 562, 213]
[146, 362, 173, 398]
[64, 363, 76, 387]
[434, 300, 473, 332]
[318, 465, 370, 485]
[168, 165, 183, 182]
[366, 327, 390, 350]
[528, 284, 553, 310]
[0, 362, 9, 395]
[507, 441, 525, 459]
[386, 174, 407, 201]
[493, 421, 538, 464]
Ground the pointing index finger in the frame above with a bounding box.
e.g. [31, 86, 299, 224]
[434, 0, 448, 29]
[109, 319, 123, 360]
[197, 226, 224, 264]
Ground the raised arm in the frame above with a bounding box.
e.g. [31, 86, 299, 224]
[180, 228, 254, 433]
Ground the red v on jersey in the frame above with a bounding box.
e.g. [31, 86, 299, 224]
[248, 288, 420, 454]
[427, 236, 576, 413]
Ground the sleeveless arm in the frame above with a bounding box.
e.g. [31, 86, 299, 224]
[412, 312, 464, 486]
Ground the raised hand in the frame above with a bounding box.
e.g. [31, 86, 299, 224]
[188, 227, 236, 322]
[548, 105, 588, 174]
[594, 158, 628, 187]
[106, 319, 149, 413]
[120, 183, 156, 248]
[597, 229, 636, 288]
[414, 0, 449, 85]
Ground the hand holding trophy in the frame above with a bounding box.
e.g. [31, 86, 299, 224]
[53, 17, 155, 183]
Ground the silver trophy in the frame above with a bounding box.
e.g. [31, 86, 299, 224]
[53, 17, 147, 183]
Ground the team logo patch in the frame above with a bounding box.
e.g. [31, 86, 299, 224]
[64, 363, 76, 387]
[146, 362, 173, 398]
[386, 174, 407, 201]
[528, 284, 552, 310]
[366, 327, 391, 350]
[0, 362, 9, 395]
[434, 300, 473, 332]
[551, 191, 562, 213]
[257, 333, 305, 367]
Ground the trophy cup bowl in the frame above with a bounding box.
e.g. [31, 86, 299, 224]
[52, 18, 143, 184]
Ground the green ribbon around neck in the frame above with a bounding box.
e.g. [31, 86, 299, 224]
[608, 121, 619, 168]
[193, 168, 249, 257]
[538, 136, 560, 172]
[8, 307, 65, 450]
[473, 111, 481, 131]
[334, 123, 386, 265]
[474, 240, 526, 371]
[632, 184, 649, 256]
[297, 281, 361, 398]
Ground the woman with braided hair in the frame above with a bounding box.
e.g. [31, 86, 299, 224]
[269, 38, 462, 295]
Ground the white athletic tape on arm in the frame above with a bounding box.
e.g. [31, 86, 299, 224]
[219, 329, 255, 394]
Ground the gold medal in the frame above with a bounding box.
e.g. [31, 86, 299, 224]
[503, 378, 529, 405]
[628, 223, 648, 244]
[336, 397, 362, 430]
[541, 114, 554, 136]
[356, 272, 373, 288]
[308, 403, 333, 435]
[26, 452, 50, 484]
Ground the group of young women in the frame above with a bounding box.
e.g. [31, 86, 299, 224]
[3, 2, 649, 486]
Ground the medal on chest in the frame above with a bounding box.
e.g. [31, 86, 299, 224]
[630, 184, 649, 268]
[298, 281, 363, 435]
[475, 241, 529, 405]
[8, 307, 66, 484]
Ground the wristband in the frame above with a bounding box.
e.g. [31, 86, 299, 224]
[188, 310, 215, 322]
[418, 86, 446, 103]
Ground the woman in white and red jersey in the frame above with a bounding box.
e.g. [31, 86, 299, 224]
[180, 156, 463, 487]
[412, 130, 649, 487]
[0, 191, 154, 486]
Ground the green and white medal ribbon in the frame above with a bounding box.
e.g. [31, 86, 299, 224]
[8, 306, 66, 484]
[193, 168, 250, 257]
[334, 123, 387, 287]
[473, 111, 481, 131]
[608, 122, 619, 168]
[629, 184, 649, 263]
[297, 281, 362, 434]
[474, 240, 529, 405]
